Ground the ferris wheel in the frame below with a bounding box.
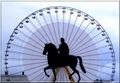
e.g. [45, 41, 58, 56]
[4, 6, 116, 82]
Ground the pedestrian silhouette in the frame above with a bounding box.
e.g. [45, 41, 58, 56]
[58, 38, 69, 57]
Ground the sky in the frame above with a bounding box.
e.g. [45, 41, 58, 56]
[1, 2, 119, 81]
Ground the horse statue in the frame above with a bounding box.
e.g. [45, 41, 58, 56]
[43, 43, 86, 82]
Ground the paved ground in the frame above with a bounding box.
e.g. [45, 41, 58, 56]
[1, 75, 112, 83]
[1, 75, 30, 83]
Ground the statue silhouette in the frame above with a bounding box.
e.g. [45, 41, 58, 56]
[43, 42, 86, 82]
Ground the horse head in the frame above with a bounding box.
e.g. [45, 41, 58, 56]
[43, 43, 48, 55]
[43, 43, 58, 56]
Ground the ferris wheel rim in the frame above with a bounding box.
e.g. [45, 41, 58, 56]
[4, 6, 116, 82]
[10, 6, 115, 53]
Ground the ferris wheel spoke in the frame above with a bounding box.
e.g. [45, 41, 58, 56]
[14, 36, 42, 51]
[49, 11, 58, 45]
[71, 31, 102, 53]
[74, 45, 108, 55]
[70, 25, 96, 52]
[28, 65, 51, 79]
[8, 34, 43, 53]
[69, 19, 90, 48]
[68, 18, 85, 48]
[83, 62, 112, 69]
[73, 30, 103, 52]
[84, 65, 111, 76]
[31, 16, 49, 43]
[65, 12, 72, 40]
[72, 38, 106, 53]
[7, 61, 47, 68]
[85, 70, 101, 80]
[32, 71, 47, 81]
[11, 43, 42, 54]
[10, 63, 47, 75]
[55, 9, 60, 41]
[81, 68, 109, 80]
[27, 68, 43, 79]
[83, 59, 112, 61]
[46, 10, 56, 42]
[55, 8, 60, 41]
[81, 52, 112, 57]
[77, 67, 98, 81]
[33, 16, 48, 43]
[42, 14, 56, 44]
[19, 30, 44, 48]
[28, 18, 45, 44]
[67, 14, 78, 46]
[8, 50, 43, 57]
[7, 58, 46, 61]
[35, 16, 50, 43]
[38, 71, 49, 81]
[79, 74, 86, 81]
[62, 8, 65, 38]
[78, 70, 88, 81]
[69, 21, 91, 48]
[44, 72, 53, 81]
[23, 23, 44, 47]
[30, 71, 45, 81]
[77, 68, 93, 81]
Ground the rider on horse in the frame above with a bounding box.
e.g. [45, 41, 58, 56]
[43, 39, 86, 82]
[58, 38, 69, 57]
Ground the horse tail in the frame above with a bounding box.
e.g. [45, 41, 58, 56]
[77, 56, 86, 73]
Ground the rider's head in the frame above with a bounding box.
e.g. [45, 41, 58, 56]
[61, 38, 65, 43]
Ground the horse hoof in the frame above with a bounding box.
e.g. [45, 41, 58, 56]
[77, 80, 80, 83]
[69, 76, 71, 80]
[77, 81, 80, 83]
[53, 79, 56, 82]
[45, 74, 50, 77]
[77, 78, 81, 83]
[47, 75, 50, 77]
[84, 70, 86, 73]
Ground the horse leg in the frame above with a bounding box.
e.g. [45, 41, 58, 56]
[70, 66, 81, 82]
[52, 68, 56, 82]
[69, 71, 75, 80]
[76, 69, 81, 82]
[44, 66, 50, 77]
[69, 66, 76, 79]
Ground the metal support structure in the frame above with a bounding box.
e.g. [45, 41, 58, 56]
[65, 67, 75, 82]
